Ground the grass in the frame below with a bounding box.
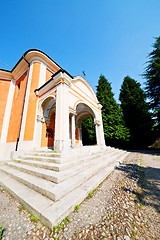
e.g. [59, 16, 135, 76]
[0, 226, 4, 240]
[52, 217, 70, 235]
[89, 190, 93, 197]
[30, 212, 39, 222]
[22, 205, 25, 210]
[74, 205, 80, 212]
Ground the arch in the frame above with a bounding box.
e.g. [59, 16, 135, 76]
[75, 102, 96, 127]
[35, 95, 56, 149]
[38, 95, 56, 118]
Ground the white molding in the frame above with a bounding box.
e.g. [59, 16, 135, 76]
[13, 63, 28, 80]
[38, 62, 46, 87]
[15, 68, 28, 82]
[33, 62, 46, 148]
[39, 89, 56, 101]
[72, 76, 98, 103]
[36, 72, 71, 97]
[0, 79, 15, 143]
[28, 57, 58, 73]
[19, 63, 33, 141]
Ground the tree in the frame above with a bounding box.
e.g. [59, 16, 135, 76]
[119, 76, 154, 148]
[96, 75, 130, 148]
[82, 116, 96, 145]
[143, 36, 160, 133]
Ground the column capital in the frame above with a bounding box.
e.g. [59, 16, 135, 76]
[94, 119, 100, 126]
[69, 108, 77, 115]
[37, 114, 45, 123]
[97, 103, 103, 109]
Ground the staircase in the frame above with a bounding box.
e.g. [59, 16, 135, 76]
[0, 146, 129, 228]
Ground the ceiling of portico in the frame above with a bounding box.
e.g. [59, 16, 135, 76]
[75, 103, 95, 126]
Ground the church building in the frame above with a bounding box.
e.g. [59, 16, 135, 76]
[0, 49, 105, 161]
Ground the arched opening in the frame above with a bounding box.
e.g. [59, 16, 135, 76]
[75, 103, 96, 146]
[38, 96, 56, 149]
[82, 116, 96, 145]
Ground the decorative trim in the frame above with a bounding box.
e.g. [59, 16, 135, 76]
[19, 63, 33, 141]
[0, 79, 15, 143]
[37, 114, 45, 123]
[69, 108, 77, 115]
[38, 62, 46, 88]
[94, 119, 100, 126]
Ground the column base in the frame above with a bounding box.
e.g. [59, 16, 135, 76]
[54, 140, 70, 153]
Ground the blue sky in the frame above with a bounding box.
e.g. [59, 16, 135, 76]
[0, 0, 160, 101]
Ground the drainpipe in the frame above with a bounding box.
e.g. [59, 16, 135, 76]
[15, 56, 30, 151]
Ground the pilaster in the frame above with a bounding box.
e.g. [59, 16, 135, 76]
[54, 81, 70, 152]
[0, 79, 16, 143]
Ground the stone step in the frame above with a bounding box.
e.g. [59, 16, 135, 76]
[7, 149, 125, 184]
[15, 150, 100, 164]
[15, 146, 117, 163]
[19, 147, 119, 164]
[0, 155, 109, 201]
[12, 148, 120, 172]
[0, 151, 130, 228]
[1, 151, 128, 202]
[18, 155, 62, 164]
[14, 147, 95, 159]
[79, 151, 129, 193]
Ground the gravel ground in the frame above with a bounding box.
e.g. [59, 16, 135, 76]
[0, 151, 160, 240]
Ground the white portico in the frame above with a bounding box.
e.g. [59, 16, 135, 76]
[35, 69, 105, 152]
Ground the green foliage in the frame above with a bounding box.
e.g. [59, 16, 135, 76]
[0, 226, 4, 240]
[89, 190, 93, 197]
[96, 75, 130, 147]
[52, 217, 70, 235]
[119, 76, 154, 148]
[30, 212, 39, 222]
[74, 205, 80, 211]
[143, 36, 160, 134]
[82, 116, 96, 145]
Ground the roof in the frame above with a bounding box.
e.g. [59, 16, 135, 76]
[35, 69, 73, 92]
[0, 49, 62, 73]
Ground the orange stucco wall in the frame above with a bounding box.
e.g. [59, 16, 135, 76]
[23, 62, 41, 141]
[46, 68, 53, 83]
[41, 112, 55, 147]
[0, 79, 11, 139]
[7, 72, 27, 142]
[75, 128, 79, 145]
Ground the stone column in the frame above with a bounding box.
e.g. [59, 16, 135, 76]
[94, 119, 105, 146]
[34, 114, 45, 149]
[71, 114, 76, 147]
[54, 81, 70, 152]
[94, 103, 105, 146]
[78, 126, 83, 146]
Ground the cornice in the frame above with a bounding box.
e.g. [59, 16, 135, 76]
[0, 49, 62, 81]
[35, 70, 72, 97]
[0, 69, 12, 81]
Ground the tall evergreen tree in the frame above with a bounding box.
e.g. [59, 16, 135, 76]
[96, 75, 130, 147]
[119, 76, 154, 148]
[82, 116, 96, 145]
[143, 36, 160, 132]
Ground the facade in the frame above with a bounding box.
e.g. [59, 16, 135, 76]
[0, 49, 105, 161]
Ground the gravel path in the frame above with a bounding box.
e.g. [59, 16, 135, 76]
[0, 151, 160, 240]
